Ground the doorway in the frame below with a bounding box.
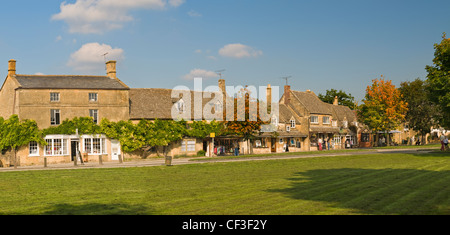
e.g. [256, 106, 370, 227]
[271, 138, 277, 153]
[71, 140, 79, 161]
[111, 140, 121, 161]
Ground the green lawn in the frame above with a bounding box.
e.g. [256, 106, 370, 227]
[0, 152, 449, 215]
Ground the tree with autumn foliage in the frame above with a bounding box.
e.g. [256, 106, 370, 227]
[225, 86, 268, 154]
[358, 76, 408, 146]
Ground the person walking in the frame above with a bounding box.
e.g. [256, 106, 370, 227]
[318, 138, 323, 151]
[444, 136, 449, 151]
[440, 134, 445, 151]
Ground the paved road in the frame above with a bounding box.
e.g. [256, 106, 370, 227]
[0, 148, 437, 172]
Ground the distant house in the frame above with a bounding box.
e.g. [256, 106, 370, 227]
[0, 60, 129, 166]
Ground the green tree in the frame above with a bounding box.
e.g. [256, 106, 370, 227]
[399, 78, 441, 144]
[43, 117, 101, 136]
[358, 77, 408, 146]
[137, 119, 187, 157]
[425, 33, 450, 128]
[100, 119, 144, 153]
[318, 89, 356, 109]
[0, 115, 45, 168]
[187, 120, 224, 139]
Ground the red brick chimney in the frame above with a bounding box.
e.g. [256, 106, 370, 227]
[284, 85, 291, 105]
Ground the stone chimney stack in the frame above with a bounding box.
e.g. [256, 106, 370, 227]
[8, 59, 16, 76]
[267, 84, 272, 109]
[106, 61, 117, 79]
[333, 96, 339, 105]
[218, 79, 226, 119]
[284, 85, 291, 105]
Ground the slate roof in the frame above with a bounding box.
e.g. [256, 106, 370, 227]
[14, 75, 129, 90]
[129, 88, 217, 120]
[290, 90, 332, 115]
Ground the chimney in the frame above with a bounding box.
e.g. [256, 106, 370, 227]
[106, 61, 117, 79]
[8, 59, 16, 76]
[333, 96, 339, 105]
[267, 84, 272, 109]
[284, 85, 291, 105]
[218, 79, 226, 119]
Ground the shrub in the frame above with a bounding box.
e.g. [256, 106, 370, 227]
[197, 150, 206, 156]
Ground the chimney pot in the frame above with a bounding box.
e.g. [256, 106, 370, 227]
[106, 60, 117, 79]
[333, 96, 339, 105]
[8, 59, 16, 76]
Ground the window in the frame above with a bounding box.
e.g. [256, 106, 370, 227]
[84, 137, 107, 155]
[177, 99, 185, 113]
[323, 116, 330, 124]
[50, 109, 60, 125]
[50, 93, 60, 102]
[343, 121, 348, 128]
[286, 126, 290, 132]
[361, 133, 370, 143]
[271, 115, 278, 126]
[89, 93, 98, 102]
[181, 139, 196, 152]
[44, 138, 68, 156]
[334, 136, 342, 146]
[90, 109, 98, 124]
[290, 119, 296, 128]
[332, 120, 337, 127]
[311, 116, 318, 124]
[29, 141, 39, 156]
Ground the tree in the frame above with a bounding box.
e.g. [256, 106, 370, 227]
[425, 33, 450, 129]
[187, 120, 224, 139]
[399, 78, 441, 144]
[0, 115, 45, 168]
[100, 119, 145, 153]
[137, 119, 187, 157]
[357, 77, 408, 146]
[225, 87, 267, 154]
[318, 89, 356, 109]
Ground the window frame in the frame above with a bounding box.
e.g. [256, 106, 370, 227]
[310, 116, 319, 124]
[89, 109, 99, 124]
[89, 93, 98, 102]
[44, 138, 68, 156]
[323, 116, 330, 124]
[50, 109, 61, 126]
[29, 141, 39, 156]
[50, 92, 60, 102]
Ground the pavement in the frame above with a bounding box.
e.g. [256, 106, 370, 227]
[0, 148, 438, 172]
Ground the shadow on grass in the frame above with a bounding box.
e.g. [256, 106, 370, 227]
[42, 203, 158, 215]
[269, 168, 450, 215]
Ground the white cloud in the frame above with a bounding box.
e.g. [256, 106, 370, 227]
[52, 0, 185, 34]
[183, 69, 218, 80]
[219, 43, 263, 59]
[55, 35, 62, 42]
[68, 42, 124, 73]
[188, 10, 202, 17]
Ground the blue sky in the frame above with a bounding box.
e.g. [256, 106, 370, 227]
[0, 0, 449, 102]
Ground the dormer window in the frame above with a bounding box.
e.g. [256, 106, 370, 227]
[290, 119, 296, 128]
[271, 115, 278, 126]
[177, 99, 185, 113]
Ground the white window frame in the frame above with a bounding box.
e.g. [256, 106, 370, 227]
[83, 135, 107, 155]
[311, 116, 319, 124]
[50, 92, 60, 102]
[332, 120, 337, 127]
[286, 125, 290, 132]
[290, 119, 296, 128]
[89, 93, 98, 102]
[51, 109, 61, 126]
[90, 109, 99, 124]
[323, 116, 330, 124]
[44, 137, 68, 156]
[181, 139, 196, 152]
[29, 141, 39, 156]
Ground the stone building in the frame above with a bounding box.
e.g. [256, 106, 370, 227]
[0, 60, 129, 166]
